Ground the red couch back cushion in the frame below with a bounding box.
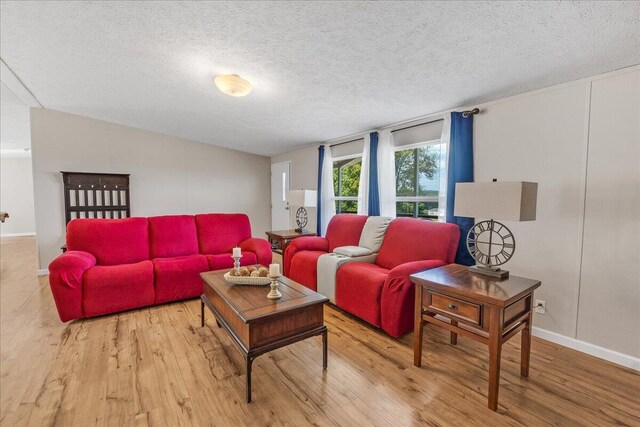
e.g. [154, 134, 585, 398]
[376, 218, 460, 270]
[325, 214, 368, 252]
[196, 213, 252, 254]
[148, 215, 198, 259]
[66, 217, 150, 266]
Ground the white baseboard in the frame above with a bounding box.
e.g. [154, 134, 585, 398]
[1, 232, 36, 237]
[36, 269, 49, 276]
[532, 327, 639, 371]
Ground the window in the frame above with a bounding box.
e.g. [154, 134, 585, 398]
[333, 156, 361, 214]
[395, 142, 445, 221]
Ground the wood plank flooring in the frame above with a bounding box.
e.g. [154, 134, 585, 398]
[1, 236, 638, 426]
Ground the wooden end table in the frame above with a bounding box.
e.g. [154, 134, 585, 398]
[411, 264, 541, 411]
[265, 229, 317, 271]
[200, 268, 328, 403]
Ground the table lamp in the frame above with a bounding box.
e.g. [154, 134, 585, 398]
[288, 189, 317, 233]
[454, 180, 538, 279]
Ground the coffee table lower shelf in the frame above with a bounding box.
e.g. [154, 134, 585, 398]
[200, 294, 328, 403]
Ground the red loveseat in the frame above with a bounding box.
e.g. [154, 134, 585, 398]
[286, 215, 459, 338]
[336, 218, 459, 337]
[284, 214, 369, 290]
[48, 213, 271, 322]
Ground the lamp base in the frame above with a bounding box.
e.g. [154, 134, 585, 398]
[294, 227, 309, 233]
[295, 207, 309, 234]
[469, 265, 510, 279]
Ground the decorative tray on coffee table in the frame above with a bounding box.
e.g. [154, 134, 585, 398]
[223, 272, 271, 286]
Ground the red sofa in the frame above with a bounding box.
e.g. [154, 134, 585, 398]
[284, 214, 369, 290]
[49, 213, 271, 322]
[286, 216, 459, 338]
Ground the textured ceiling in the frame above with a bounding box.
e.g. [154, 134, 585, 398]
[0, 82, 31, 154]
[1, 1, 638, 156]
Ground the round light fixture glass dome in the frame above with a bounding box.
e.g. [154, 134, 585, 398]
[214, 74, 252, 97]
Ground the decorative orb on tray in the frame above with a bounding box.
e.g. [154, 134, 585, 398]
[224, 266, 271, 285]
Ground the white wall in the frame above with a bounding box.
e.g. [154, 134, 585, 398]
[474, 81, 589, 340]
[475, 68, 639, 360]
[271, 145, 319, 232]
[576, 70, 639, 358]
[31, 108, 271, 270]
[0, 156, 36, 236]
[271, 66, 640, 365]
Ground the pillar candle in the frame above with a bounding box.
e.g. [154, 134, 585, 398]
[269, 263, 280, 277]
[232, 247, 241, 257]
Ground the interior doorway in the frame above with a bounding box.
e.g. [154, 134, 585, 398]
[0, 81, 35, 237]
[270, 161, 290, 230]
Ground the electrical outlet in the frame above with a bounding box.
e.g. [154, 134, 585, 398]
[535, 299, 546, 315]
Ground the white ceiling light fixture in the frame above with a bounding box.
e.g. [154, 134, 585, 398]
[214, 74, 252, 97]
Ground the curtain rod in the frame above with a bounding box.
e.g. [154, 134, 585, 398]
[329, 108, 480, 145]
[329, 137, 364, 148]
[391, 108, 480, 133]
[391, 117, 443, 133]
[462, 108, 480, 118]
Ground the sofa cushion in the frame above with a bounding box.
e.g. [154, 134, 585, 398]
[335, 262, 390, 328]
[325, 214, 369, 252]
[196, 214, 252, 255]
[149, 215, 199, 259]
[376, 218, 460, 270]
[358, 216, 392, 252]
[67, 217, 150, 266]
[289, 250, 326, 291]
[333, 246, 373, 257]
[206, 252, 257, 270]
[153, 255, 209, 304]
[83, 260, 154, 317]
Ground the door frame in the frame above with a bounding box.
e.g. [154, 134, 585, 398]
[271, 161, 291, 230]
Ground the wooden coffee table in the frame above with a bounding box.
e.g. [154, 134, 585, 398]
[200, 268, 329, 402]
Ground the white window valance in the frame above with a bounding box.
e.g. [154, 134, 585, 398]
[392, 119, 444, 148]
[331, 138, 364, 158]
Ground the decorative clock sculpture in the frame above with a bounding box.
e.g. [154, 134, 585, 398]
[295, 207, 308, 232]
[466, 219, 515, 278]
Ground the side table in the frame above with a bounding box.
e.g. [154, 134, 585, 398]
[265, 229, 316, 271]
[411, 264, 541, 411]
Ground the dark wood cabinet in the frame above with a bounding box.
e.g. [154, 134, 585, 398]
[61, 172, 130, 223]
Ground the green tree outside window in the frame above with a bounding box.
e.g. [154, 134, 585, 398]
[395, 145, 441, 220]
[333, 158, 361, 214]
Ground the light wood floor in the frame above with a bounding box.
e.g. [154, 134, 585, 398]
[1, 236, 638, 426]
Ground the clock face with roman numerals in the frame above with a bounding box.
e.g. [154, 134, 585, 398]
[296, 207, 308, 229]
[466, 220, 515, 267]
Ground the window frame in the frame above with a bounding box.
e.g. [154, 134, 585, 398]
[394, 138, 443, 220]
[333, 154, 362, 214]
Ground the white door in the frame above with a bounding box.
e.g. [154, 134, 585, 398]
[271, 162, 290, 230]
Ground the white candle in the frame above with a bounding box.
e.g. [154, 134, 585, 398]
[269, 263, 280, 277]
[232, 247, 241, 258]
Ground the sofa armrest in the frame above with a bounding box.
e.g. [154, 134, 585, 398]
[48, 250, 96, 322]
[283, 236, 329, 276]
[239, 237, 273, 267]
[380, 259, 446, 337]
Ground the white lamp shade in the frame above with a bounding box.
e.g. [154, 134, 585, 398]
[289, 190, 317, 208]
[454, 181, 538, 221]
